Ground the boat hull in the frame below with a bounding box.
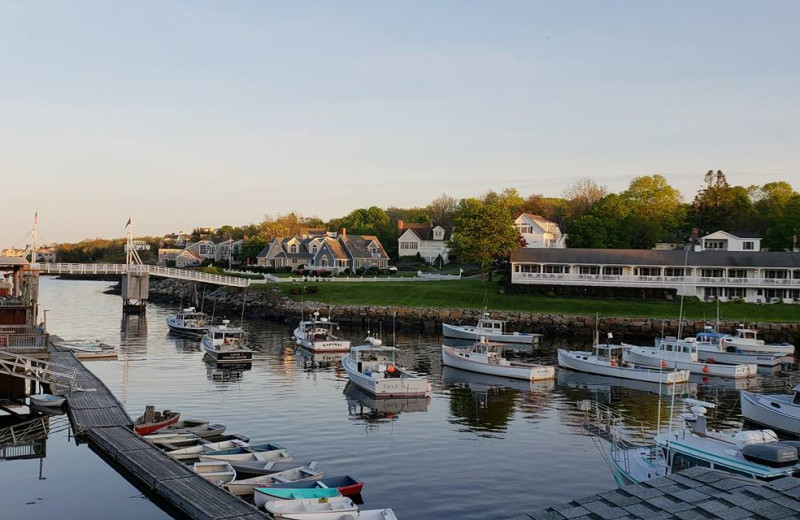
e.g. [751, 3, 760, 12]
[625, 347, 756, 378]
[29, 394, 65, 408]
[722, 340, 795, 355]
[441, 345, 554, 381]
[740, 391, 800, 436]
[262, 497, 357, 517]
[202, 344, 253, 363]
[166, 322, 207, 338]
[342, 355, 429, 398]
[293, 328, 350, 353]
[696, 345, 784, 367]
[442, 323, 539, 344]
[557, 349, 689, 384]
[135, 414, 181, 436]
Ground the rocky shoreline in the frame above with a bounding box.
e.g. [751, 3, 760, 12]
[144, 278, 800, 344]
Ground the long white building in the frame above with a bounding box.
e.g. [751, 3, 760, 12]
[510, 248, 800, 304]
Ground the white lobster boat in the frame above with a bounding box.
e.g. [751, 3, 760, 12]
[694, 330, 785, 367]
[720, 327, 795, 355]
[740, 385, 800, 437]
[201, 320, 252, 363]
[293, 312, 350, 353]
[624, 337, 757, 378]
[442, 314, 541, 344]
[166, 307, 210, 337]
[441, 341, 554, 381]
[342, 337, 430, 398]
[558, 338, 689, 385]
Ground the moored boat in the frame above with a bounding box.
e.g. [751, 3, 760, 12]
[160, 419, 226, 438]
[227, 460, 318, 478]
[29, 393, 65, 408]
[226, 464, 323, 496]
[134, 405, 181, 435]
[293, 312, 350, 353]
[167, 439, 249, 461]
[143, 432, 200, 447]
[342, 337, 430, 398]
[166, 307, 210, 337]
[441, 341, 555, 381]
[740, 385, 800, 437]
[193, 461, 236, 485]
[278, 509, 397, 520]
[198, 442, 292, 463]
[442, 313, 541, 344]
[624, 337, 757, 378]
[720, 327, 795, 355]
[253, 487, 341, 504]
[694, 329, 785, 367]
[261, 496, 357, 517]
[201, 320, 253, 363]
[254, 475, 363, 502]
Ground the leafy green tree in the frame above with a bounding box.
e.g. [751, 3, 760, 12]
[691, 170, 754, 233]
[565, 215, 609, 248]
[449, 197, 521, 277]
[425, 194, 458, 225]
[763, 192, 800, 251]
[563, 177, 607, 218]
[482, 188, 524, 218]
[590, 194, 634, 248]
[519, 194, 565, 221]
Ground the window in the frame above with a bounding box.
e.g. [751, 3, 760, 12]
[728, 288, 745, 298]
[603, 266, 622, 276]
[728, 269, 747, 278]
[321, 257, 328, 267]
[637, 267, 661, 277]
[579, 266, 600, 275]
[704, 239, 726, 250]
[292, 258, 297, 264]
[312, 245, 318, 254]
[400, 241, 418, 250]
[764, 270, 788, 279]
[701, 269, 723, 278]
[543, 265, 568, 274]
[290, 244, 297, 254]
[665, 268, 684, 277]
[671, 452, 710, 473]
[742, 241, 754, 250]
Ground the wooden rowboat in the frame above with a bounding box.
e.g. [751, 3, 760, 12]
[193, 461, 236, 485]
[226, 464, 323, 497]
[29, 394, 66, 408]
[143, 432, 200, 447]
[254, 475, 364, 502]
[134, 405, 181, 436]
[261, 496, 357, 517]
[226, 460, 317, 478]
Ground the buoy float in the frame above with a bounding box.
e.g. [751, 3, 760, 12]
[610, 359, 617, 367]
[702, 365, 710, 374]
[661, 360, 667, 369]
[386, 365, 395, 373]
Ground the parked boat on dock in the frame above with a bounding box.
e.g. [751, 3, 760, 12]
[442, 340, 555, 381]
[57, 340, 118, 360]
[740, 385, 800, 437]
[253, 487, 341, 505]
[166, 307, 210, 338]
[160, 419, 226, 438]
[134, 405, 181, 435]
[342, 337, 430, 398]
[442, 313, 541, 344]
[293, 312, 350, 353]
[624, 337, 757, 378]
[193, 461, 236, 485]
[201, 320, 253, 363]
[167, 439, 249, 461]
[254, 475, 364, 504]
[226, 463, 323, 496]
[143, 432, 200, 447]
[261, 496, 357, 517]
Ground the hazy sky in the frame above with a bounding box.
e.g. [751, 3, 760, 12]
[2, 1, 798, 246]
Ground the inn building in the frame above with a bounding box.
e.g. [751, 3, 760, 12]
[510, 248, 800, 304]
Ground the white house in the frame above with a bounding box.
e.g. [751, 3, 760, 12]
[257, 229, 389, 273]
[697, 231, 761, 252]
[213, 239, 244, 264]
[511, 248, 800, 304]
[397, 221, 452, 264]
[124, 239, 151, 252]
[175, 250, 203, 268]
[514, 213, 566, 248]
[184, 240, 216, 260]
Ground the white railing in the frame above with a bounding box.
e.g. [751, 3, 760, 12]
[512, 272, 800, 289]
[31, 263, 250, 288]
[252, 275, 458, 284]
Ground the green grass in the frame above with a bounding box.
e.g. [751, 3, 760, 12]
[251, 279, 800, 323]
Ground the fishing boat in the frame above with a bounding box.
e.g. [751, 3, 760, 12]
[604, 399, 800, 485]
[442, 313, 541, 344]
[441, 340, 555, 381]
[293, 312, 350, 353]
[277, 509, 397, 520]
[201, 320, 252, 363]
[193, 461, 236, 485]
[254, 487, 341, 505]
[166, 307, 210, 337]
[254, 475, 364, 502]
[558, 337, 690, 384]
[720, 327, 795, 355]
[29, 393, 65, 408]
[342, 337, 430, 398]
[160, 419, 227, 438]
[740, 385, 800, 437]
[694, 328, 785, 367]
[226, 464, 323, 496]
[134, 405, 181, 435]
[143, 432, 200, 447]
[624, 337, 757, 378]
[167, 439, 249, 461]
[261, 497, 357, 517]
[198, 442, 292, 463]
[227, 460, 318, 479]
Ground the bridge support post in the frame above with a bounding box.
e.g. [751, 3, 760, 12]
[121, 273, 149, 315]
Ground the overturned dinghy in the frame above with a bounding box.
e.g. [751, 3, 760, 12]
[741, 442, 798, 468]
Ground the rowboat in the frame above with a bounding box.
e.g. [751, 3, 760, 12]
[29, 393, 65, 408]
[557, 340, 690, 384]
[342, 337, 430, 398]
[167, 439, 249, 461]
[441, 341, 555, 381]
[293, 312, 351, 353]
[624, 338, 757, 378]
[193, 461, 236, 485]
[740, 385, 800, 436]
[160, 419, 227, 438]
[226, 460, 318, 478]
[198, 442, 292, 463]
[277, 510, 398, 520]
[443, 313, 541, 344]
[143, 432, 200, 447]
[226, 464, 323, 496]
[254, 475, 364, 502]
[134, 405, 181, 436]
[262, 497, 357, 517]
[253, 488, 341, 502]
[201, 321, 253, 363]
[166, 307, 210, 338]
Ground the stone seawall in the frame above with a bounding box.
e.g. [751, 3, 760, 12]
[147, 279, 800, 344]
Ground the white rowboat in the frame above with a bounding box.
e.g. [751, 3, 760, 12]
[193, 461, 236, 485]
[262, 497, 357, 517]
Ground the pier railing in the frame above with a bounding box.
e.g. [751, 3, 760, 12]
[31, 262, 250, 288]
[0, 353, 78, 391]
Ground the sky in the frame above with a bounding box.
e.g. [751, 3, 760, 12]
[1, 1, 798, 247]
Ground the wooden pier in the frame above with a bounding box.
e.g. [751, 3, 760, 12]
[50, 346, 266, 520]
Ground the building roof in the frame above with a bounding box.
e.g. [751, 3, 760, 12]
[703, 230, 762, 240]
[0, 257, 29, 266]
[320, 237, 349, 260]
[511, 247, 800, 268]
[342, 235, 389, 260]
[402, 223, 453, 241]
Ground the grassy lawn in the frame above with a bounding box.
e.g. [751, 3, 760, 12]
[251, 279, 800, 323]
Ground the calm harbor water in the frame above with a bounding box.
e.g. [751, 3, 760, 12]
[1, 278, 797, 519]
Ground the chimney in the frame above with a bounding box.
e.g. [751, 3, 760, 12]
[398, 220, 404, 232]
[341, 227, 347, 238]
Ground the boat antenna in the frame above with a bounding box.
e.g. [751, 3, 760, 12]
[211, 299, 217, 323]
[393, 310, 397, 347]
[240, 290, 246, 327]
[200, 286, 206, 313]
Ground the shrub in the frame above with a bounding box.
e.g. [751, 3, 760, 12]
[366, 266, 380, 275]
[281, 266, 293, 273]
[355, 267, 366, 275]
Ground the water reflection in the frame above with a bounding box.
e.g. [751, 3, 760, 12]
[557, 369, 697, 398]
[297, 348, 344, 369]
[204, 359, 252, 384]
[344, 383, 429, 424]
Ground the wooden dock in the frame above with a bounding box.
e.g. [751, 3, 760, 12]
[50, 346, 266, 520]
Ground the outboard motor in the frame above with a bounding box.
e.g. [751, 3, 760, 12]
[742, 443, 798, 468]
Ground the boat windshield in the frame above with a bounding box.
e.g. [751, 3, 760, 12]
[357, 349, 396, 363]
[793, 387, 800, 405]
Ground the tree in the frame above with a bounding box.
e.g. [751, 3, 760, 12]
[621, 174, 686, 248]
[336, 206, 390, 235]
[519, 194, 565, 221]
[762, 192, 800, 251]
[692, 170, 740, 233]
[565, 216, 609, 248]
[448, 197, 521, 277]
[425, 194, 458, 225]
[481, 188, 524, 218]
[563, 178, 607, 218]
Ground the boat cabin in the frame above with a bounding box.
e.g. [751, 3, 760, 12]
[462, 341, 509, 365]
[176, 307, 208, 325]
[733, 328, 762, 343]
[475, 315, 507, 333]
[208, 322, 244, 347]
[593, 343, 625, 365]
[300, 312, 339, 341]
[350, 343, 401, 378]
[658, 337, 697, 355]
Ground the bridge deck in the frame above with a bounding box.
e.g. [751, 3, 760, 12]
[33, 262, 250, 288]
[50, 345, 265, 520]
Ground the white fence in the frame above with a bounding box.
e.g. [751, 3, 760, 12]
[33, 263, 250, 288]
[225, 269, 462, 284]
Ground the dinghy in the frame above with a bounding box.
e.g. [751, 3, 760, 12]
[143, 432, 200, 447]
[441, 341, 555, 381]
[226, 464, 323, 496]
[167, 439, 249, 461]
[29, 393, 65, 408]
[262, 496, 357, 517]
[227, 460, 318, 478]
[161, 420, 227, 438]
[254, 475, 364, 501]
[279, 509, 398, 520]
[254, 488, 341, 503]
[134, 405, 181, 435]
[193, 461, 236, 485]
[198, 442, 292, 463]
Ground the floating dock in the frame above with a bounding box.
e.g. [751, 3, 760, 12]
[50, 345, 266, 520]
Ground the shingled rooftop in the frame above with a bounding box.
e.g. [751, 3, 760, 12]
[510, 467, 800, 520]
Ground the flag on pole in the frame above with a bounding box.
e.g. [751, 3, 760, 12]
[125, 217, 132, 228]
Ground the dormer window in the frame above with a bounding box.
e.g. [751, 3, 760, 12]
[312, 245, 318, 253]
[290, 244, 297, 253]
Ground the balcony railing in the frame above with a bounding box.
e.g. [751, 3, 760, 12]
[512, 272, 800, 288]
